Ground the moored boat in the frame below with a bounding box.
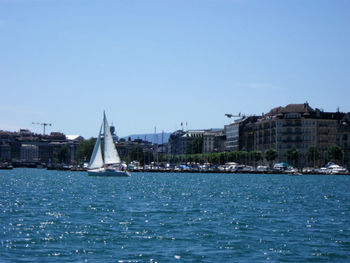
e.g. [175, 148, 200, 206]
[325, 163, 348, 174]
[0, 162, 13, 170]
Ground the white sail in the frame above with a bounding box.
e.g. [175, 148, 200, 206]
[88, 125, 104, 169]
[103, 112, 121, 164]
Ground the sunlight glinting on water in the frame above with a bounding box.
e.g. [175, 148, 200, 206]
[1, 169, 350, 262]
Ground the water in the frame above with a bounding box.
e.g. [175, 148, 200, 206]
[1, 169, 349, 262]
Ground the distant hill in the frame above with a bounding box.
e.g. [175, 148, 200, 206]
[122, 132, 171, 144]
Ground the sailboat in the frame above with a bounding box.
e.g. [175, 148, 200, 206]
[87, 112, 131, 177]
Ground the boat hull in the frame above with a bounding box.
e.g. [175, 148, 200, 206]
[87, 169, 131, 177]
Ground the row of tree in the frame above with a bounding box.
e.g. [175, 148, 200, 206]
[151, 145, 343, 167]
[286, 145, 343, 167]
[71, 138, 344, 167]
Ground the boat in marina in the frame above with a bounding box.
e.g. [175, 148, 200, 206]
[324, 163, 348, 175]
[0, 162, 13, 170]
[87, 112, 131, 177]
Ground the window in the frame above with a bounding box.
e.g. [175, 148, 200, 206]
[285, 113, 301, 119]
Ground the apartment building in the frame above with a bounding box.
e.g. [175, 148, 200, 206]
[202, 129, 225, 153]
[255, 103, 344, 165]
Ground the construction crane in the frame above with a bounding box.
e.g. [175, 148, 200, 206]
[225, 113, 261, 119]
[225, 113, 246, 118]
[32, 122, 52, 135]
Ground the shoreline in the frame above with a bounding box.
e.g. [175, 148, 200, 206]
[2, 166, 349, 175]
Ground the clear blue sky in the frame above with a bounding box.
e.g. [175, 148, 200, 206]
[1, 0, 349, 138]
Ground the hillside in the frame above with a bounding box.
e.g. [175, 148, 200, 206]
[122, 132, 171, 144]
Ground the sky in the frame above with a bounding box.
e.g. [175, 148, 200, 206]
[1, 0, 349, 138]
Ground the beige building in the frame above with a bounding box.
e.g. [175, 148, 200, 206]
[255, 103, 343, 165]
[203, 129, 225, 153]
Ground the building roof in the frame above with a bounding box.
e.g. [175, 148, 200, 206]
[341, 113, 350, 122]
[266, 103, 314, 116]
[66, 135, 84, 141]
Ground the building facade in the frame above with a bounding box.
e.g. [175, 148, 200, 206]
[0, 129, 84, 164]
[203, 129, 225, 153]
[254, 103, 345, 166]
[337, 113, 350, 167]
[225, 116, 259, 152]
[20, 144, 39, 162]
[168, 130, 206, 155]
[224, 122, 239, 151]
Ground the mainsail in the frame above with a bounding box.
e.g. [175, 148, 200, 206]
[88, 125, 103, 169]
[103, 112, 121, 164]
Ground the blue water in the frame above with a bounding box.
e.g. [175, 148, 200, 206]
[0, 169, 349, 262]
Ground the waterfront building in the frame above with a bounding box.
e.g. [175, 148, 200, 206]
[239, 116, 260, 152]
[202, 129, 225, 153]
[38, 132, 67, 163]
[0, 131, 11, 161]
[10, 129, 38, 161]
[255, 103, 344, 166]
[20, 144, 39, 162]
[224, 116, 259, 152]
[224, 122, 239, 151]
[168, 130, 206, 155]
[0, 144, 11, 161]
[116, 138, 153, 161]
[66, 135, 85, 163]
[0, 129, 84, 164]
[337, 113, 350, 167]
[168, 130, 186, 155]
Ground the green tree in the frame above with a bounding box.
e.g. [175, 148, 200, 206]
[306, 145, 321, 167]
[186, 137, 203, 154]
[285, 146, 301, 167]
[250, 150, 262, 167]
[227, 151, 239, 163]
[211, 153, 219, 164]
[194, 154, 202, 163]
[202, 153, 210, 164]
[145, 150, 155, 164]
[128, 146, 145, 164]
[219, 152, 227, 165]
[239, 151, 249, 164]
[327, 145, 343, 164]
[57, 146, 70, 164]
[265, 148, 278, 167]
[75, 138, 96, 162]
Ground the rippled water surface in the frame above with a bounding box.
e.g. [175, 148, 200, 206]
[1, 168, 350, 262]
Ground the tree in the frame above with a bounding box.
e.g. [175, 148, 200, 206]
[219, 152, 227, 165]
[265, 148, 278, 167]
[128, 146, 145, 164]
[239, 151, 249, 164]
[211, 153, 219, 164]
[75, 138, 96, 162]
[285, 146, 301, 167]
[159, 154, 170, 163]
[57, 146, 70, 164]
[186, 137, 203, 154]
[250, 150, 262, 167]
[145, 149, 155, 164]
[306, 145, 321, 167]
[227, 151, 239, 163]
[202, 153, 210, 164]
[327, 145, 343, 164]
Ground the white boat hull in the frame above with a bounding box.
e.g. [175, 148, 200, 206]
[87, 168, 131, 177]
